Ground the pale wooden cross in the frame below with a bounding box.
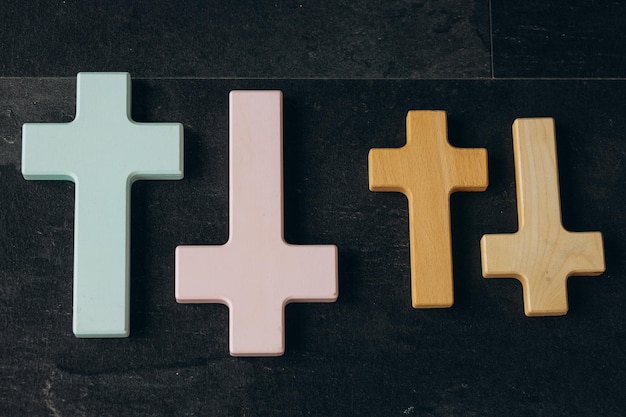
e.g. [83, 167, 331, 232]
[480, 118, 605, 316]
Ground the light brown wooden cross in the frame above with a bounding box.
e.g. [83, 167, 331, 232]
[480, 118, 605, 316]
[368, 110, 488, 308]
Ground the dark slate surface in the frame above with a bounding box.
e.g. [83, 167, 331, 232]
[492, 0, 626, 78]
[0, 1, 491, 78]
[1, 79, 625, 416]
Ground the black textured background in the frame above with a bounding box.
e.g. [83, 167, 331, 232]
[1, 2, 625, 417]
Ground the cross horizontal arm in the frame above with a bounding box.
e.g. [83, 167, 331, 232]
[176, 242, 337, 356]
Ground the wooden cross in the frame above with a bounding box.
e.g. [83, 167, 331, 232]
[176, 91, 337, 356]
[368, 110, 488, 308]
[480, 118, 605, 316]
[22, 72, 183, 337]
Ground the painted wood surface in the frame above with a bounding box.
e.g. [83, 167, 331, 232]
[175, 90, 338, 356]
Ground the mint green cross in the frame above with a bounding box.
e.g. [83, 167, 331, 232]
[22, 73, 183, 337]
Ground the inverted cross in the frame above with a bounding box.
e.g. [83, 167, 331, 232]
[175, 90, 337, 357]
[368, 110, 488, 308]
[480, 118, 605, 316]
[22, 72, 183, 337]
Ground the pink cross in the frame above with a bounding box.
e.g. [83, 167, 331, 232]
[176, 91, 338, 356]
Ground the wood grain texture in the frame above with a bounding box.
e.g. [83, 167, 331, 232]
[480, 118, 605, 316]
[369, 110, 488, 308]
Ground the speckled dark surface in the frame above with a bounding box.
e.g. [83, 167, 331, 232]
[1, 2, 625, 417]
[0, 1, 491, 78]
[492, 0, 626, 78]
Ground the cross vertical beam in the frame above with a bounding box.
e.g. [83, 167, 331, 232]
[22, 72, 183, 337]
[480, 118, 605, 316]
[368, 110, 488, 308]
[176, 91, 337, 356]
